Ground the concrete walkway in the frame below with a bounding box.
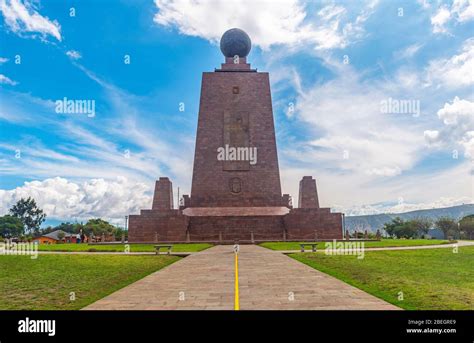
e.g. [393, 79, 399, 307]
[84, 245, 234, 310]
[36, 240, 474, 256]
[279, 240, 474, 254]
[36, 251, 194, 257]
[84, 245, 399, 310]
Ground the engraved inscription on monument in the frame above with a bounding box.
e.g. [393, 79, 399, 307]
[223, 109, 250, 171]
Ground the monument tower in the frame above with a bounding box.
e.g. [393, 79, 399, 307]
[190, 28, 282, 208]
[128, 29, 343, 242]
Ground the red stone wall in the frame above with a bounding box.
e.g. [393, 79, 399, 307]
[128, 210, 187, 242]
[284, 208, 343, 240]
[190, 66, 283, 207]
[188, 215, 285, 242]
[152, 177, 174, 210]
[298, 176, 320, 208]
[128, 207, 343, 242]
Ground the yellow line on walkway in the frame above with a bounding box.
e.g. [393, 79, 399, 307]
[234, 252, 240, 310]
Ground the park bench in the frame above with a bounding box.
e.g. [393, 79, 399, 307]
[154, 244, 173, 255]
[300, 243, 318, 253]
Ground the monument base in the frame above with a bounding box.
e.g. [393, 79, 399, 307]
[128, 205, 343, 243]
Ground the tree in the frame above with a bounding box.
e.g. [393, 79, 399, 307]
[83, 218, 116, 237]
[459, 215, 474, 240]
[114, 227, 128, 241]
[410, 217, 432, 237]
[55, 222, 75, 233]
[38, 226, 55, 236]
[57, 231, 65, 241]
[396, 221, 418, 239]
[0, 215, 24, 238]
[383, 217, 405, 238]
[9, 197, 46, 235]
[435, 217, 458, 239]
[382, 217, 421, 239]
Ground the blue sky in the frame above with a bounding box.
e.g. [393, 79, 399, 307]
[0, 0, 473, 225]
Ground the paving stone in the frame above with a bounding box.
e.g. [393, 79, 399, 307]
[83, 245, 399, 310]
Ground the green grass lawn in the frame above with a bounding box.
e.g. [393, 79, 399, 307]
[291, 246, 474, 310]
[0, 254, 180, 310]
[260, 239, 451, 251]
[37, 243, 212, 253]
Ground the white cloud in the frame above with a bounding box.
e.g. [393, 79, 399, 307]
[8, 174, 468, 221]
[424, 96, 474, 157]
[341, 196, 473, 216]
[0, 112, 190, 190]
[437, 96, 474, 125]
[153, 0, 378, 50]
[286, 68, 423, 178]
[0, 57, 8, 64]
[318, 4, 346, 21]
[66, 50, 81, 60]
[0, 0, 61, 41]
[394, 43, 423, 60]
[431, 5, 451, 33]
[280, 159, 472, 215]
[0, 70, 195, 202]
[426, 37, 474, 88]
[0, 177, 152, 223]
[0, 90, 56, 124]
[2, 168, 463, 223]
[0, 74, 17, 85]
[417, 0, 432, 9]
[423, 129, 440, 143]
[272, 48, 474, 215]
[430, 0, 474, 33]
[67, 63, 195, 186]
[452, 0, 474, 22]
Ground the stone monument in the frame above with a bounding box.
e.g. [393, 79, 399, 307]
[128, 28, 343, 242]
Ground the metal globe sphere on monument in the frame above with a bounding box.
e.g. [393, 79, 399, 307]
[219, 28, 252, 58]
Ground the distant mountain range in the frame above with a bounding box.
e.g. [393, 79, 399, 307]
[344, 204, 474, 233]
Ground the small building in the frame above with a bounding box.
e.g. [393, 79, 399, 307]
[33, 230, 78, 244]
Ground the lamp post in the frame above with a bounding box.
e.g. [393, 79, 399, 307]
[123, 215, 129, 244]
[177, 187, 180, 209]
[342, 213, 346, 239]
